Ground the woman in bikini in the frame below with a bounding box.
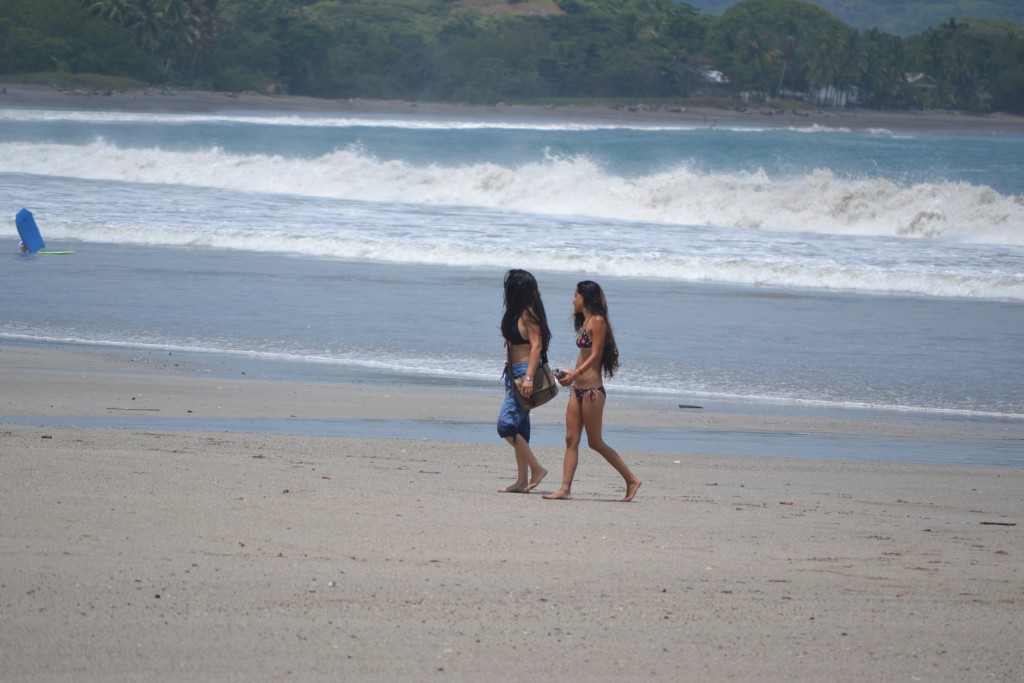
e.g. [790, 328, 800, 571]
[544, 281, 642, 502]
[496, 269, 550, 493]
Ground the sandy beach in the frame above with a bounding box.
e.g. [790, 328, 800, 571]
[2, 344, 1022, 682]
[3, 83, 1023, 681]
[4, 82, 1024, 134]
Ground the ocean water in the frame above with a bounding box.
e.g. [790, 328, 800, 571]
[2, 106, 1023, 460]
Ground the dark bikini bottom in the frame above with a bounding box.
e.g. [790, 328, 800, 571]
[571, 384, 606, 402]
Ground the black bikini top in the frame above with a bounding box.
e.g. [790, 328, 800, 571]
[505, 323, 529, 346]
[504, 315, 548, 363]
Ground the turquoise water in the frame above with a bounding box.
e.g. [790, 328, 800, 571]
[2, 106, 1023, 434]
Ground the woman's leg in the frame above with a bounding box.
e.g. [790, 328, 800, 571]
[581, 391, 642, 502]
[543, 395, 583, 500]
[499, 435, 547, 493]
[524, 441, 548, 492]
[498, 435, 530, 493]
[497, 370, 545, 493]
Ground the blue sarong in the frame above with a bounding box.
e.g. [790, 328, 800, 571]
[497, 361, 531, 443]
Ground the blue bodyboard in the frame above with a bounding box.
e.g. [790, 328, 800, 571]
[16, 208, 46, 253]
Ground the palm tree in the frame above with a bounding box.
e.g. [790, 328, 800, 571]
[804, 39, 838, 106]
[86, 0, 203, 82]
[736, 26, 775, 94]
[861, 30, 910, 108]
[186, 0, 218, 87]
[775, 34, 794, 95]
[834, 29, 866, 105]
[132, 0, 165, 60]
[84, 0, 139, 25]
[946, 43, 980, 109]
[158, 0, 201, 77]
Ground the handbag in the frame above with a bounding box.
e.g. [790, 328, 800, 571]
[508, 347, 560, 410]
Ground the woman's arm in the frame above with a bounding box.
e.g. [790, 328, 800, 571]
[521, 312, 542, 397]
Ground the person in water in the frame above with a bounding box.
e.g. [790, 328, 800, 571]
[545, 280, 642, 502]
[496, 269, 550, 493]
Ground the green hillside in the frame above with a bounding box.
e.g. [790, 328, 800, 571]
[686, 0, 1024, 35]
[3, 0, 1023, 113]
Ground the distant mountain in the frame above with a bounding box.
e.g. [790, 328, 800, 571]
[683, 0, 1024, 35]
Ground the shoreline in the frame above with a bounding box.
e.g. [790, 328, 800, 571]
[4, 82, 1024, 134]
[2, 342, 1022, 681]
[3, 342, 1022, 467]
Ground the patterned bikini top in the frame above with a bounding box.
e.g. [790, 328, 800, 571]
[576, 329, 593, 349]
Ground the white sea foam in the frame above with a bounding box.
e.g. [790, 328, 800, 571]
[3, 139, 1022, 246]
[24, 218, 1022, 301]
[3, 106, 850, 133]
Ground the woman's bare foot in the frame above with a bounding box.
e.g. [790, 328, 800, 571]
[525, 467, 548, 492]
[623, 478, 642, 502]
[543, 485, 572, 500]
[499, 482, 529, 493]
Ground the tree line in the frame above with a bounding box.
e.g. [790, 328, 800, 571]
[688, 0, 1024, 37]
[1, 0, 1022, 114]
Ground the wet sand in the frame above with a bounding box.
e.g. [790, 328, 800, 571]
[1, 344, 1022, 682]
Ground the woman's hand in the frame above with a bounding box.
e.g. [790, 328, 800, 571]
[521, 377, 534, 397]
[556, 369, 573, 387]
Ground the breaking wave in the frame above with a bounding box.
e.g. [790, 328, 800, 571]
[3, 139, 1022, 245]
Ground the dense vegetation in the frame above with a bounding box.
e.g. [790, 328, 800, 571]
[1, 0, 1022, 114]
[688, 0, 1024, 36]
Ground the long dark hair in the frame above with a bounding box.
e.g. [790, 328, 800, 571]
[574, 280, 620, 378]
[502, 269, 551, 355]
